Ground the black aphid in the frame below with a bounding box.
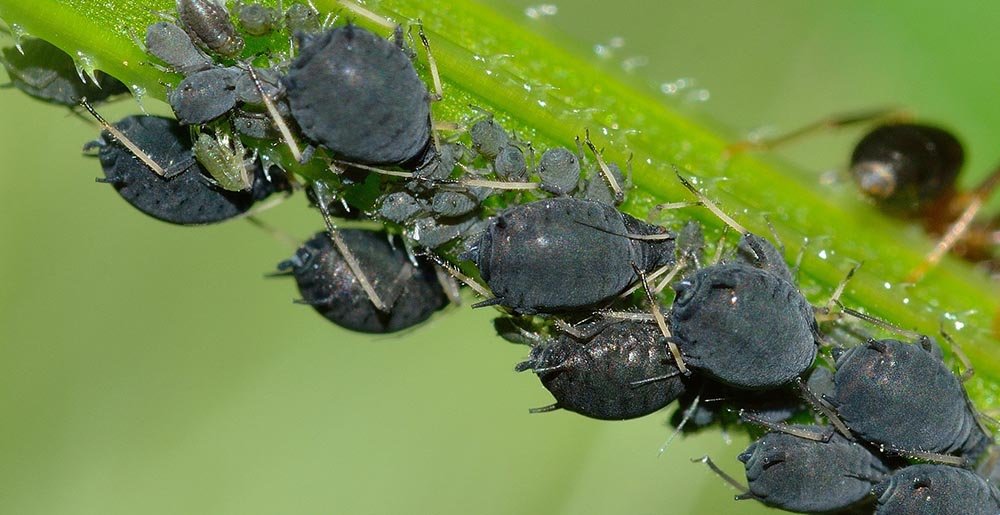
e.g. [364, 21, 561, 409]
[465, 197, 675, 314]
[493, 144, 528, 181]
[874, 464, 1000, 515]
[84, 115, 285, 225]
[277, 230, 448, 333]
[515, 320, 687, 420]
[469, 117, 509, 159]
[168, 66, 243, 125]
[176, 0, 245, 57]
[669, 233, 820, 390]
[667, 172, 820, 390]
[284, 24, 431, 165]
[144, 21, 213, 75]
[537, 147, 581, 195]
[829, 337, 989, 460]
[1, 38, 128, 106]
[738, 426, 889, 513]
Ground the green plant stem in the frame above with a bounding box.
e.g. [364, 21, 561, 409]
[0, 0, 996, 407]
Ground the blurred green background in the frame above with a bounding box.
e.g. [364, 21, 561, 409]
[2, 1, 999, 514]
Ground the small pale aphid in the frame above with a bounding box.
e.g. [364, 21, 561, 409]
[176, 0, 245, 57]
[193, 128, 253, 192]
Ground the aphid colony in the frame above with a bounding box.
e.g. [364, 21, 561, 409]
[3, 1, 998, 513]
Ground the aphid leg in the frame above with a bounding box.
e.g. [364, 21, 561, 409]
[528, 403, 561, 414]
[795, 377, 853, 438]
[634, 263, 689, 375]
[432, 264, 463, 306]
[884, 446, 967, 467]
[762, 215, 785, 256]
[415, 21, 443, 102]
[673, 166, 748, 234]
[618, 262, 672, 298]
[245, 65, 303, 163]
[418, 250, 494, 299]
[79, 98, 180, 178]
[658, 387, 703, 456]
[815, 263, 861, 321]
[736, 409, 833, 442]
[629, 370, 681, 388]
[907, 165, 1000, 281]
[654, 257, 688, 294]
[599, 310, 655, 322]
[337, 0, 395, 29]
[939, 325, 974, 382]
[583, 129, 624, 204]
[331, 159, 416, 179]
[691, 456, 751, 498]
[244, 215, 299, 250]
[790, 236, 810, 281]
[724, 107, 907, 157]
[835, 300, 929, 342]
[313, 182, 390, 312]
[553, 319, 586, 339]
[711, 226, 731, 265]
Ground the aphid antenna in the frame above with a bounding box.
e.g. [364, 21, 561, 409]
[790, 236, 810, 280]
[331, 159, 415, 178]
[633, 262, 689, 375]
[647, 201, 703, 222]
[448, 177, 541, 191]
[618, 262, 673, 298]
[417, 249, 494, 299]
[882, 445, 967, 468]
[572, 219, 675, 242]
[313, 182, 391, 312]
[657, 387, 702, 456]
[833, 300, 930, 345]
[691, 456, 751, 498]
[232, 190, 292, 221]
[553, 319, 586, 340]
[673, 166, 748, 234]
[244, 215, 300, 250]
[907, 166, 1000, 282]
[527, 403, 561, 415]
[244, 64, 303, 163]
[414, 21, 444, 102]
[816, 263, 861, 320]
[583, 129, 625, 204]
[939, 324, 995, 438]
[710, 226, 731, 265]
[795, 377, 853, 439]
[629, 370, 681, 388]
[653, 257, 689, 295]
[337, 0, 395, 30]
[762, 214, 785, 257]
[723, 106, 907, 157]
[79, 98, 174, 178]
[734, 409, 833, 442]
[599, 310, 655, 322]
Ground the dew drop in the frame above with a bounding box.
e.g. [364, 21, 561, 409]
[10, 23, 27, 54]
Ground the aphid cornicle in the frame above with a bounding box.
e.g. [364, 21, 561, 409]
[176, 0, 245, 57]
[1, 38, 129, 106]
[738, 426, 890, 513]
[283, 24, 432, 166]
[465, 197, 676, 314]
[515, 320, 687, 421]
[277, 230, 448, 333]
[85, 115, 286, 225]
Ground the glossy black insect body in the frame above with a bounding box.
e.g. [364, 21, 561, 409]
[739, 427, 889, 513]
[284, 24, 432, 166]
[516, 320, 687, 420]
[1, 38, 128, 106]
[176, 0, 245, 57]
[830, 337, 989, 459]
[874, 464, 1000, 515]
[85, 115, 284, 225]
[669, 234, 820, 390]
[850, 123, 964, 215]
[466, 197, 676, 314]
[278, 230, 448, 333]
